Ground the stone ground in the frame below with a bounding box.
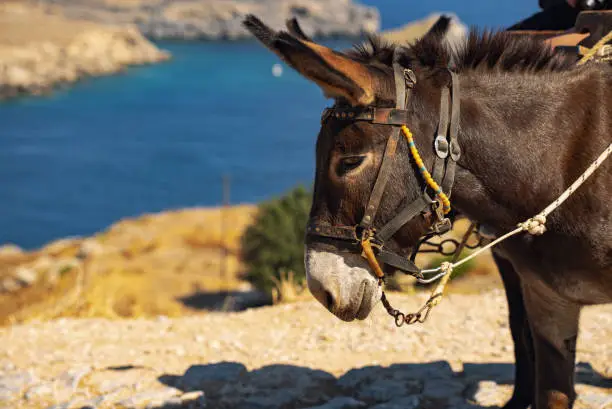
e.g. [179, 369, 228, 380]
[0, 289, 611, 409]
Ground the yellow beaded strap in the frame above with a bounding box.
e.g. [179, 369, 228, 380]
[400, 125, 451, 214]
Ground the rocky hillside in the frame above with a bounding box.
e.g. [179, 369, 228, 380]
[0, 1, 169, 100]
[34, 0, 380, 40]
[0, 290, 610, 409]
[0, 205, 258, 325]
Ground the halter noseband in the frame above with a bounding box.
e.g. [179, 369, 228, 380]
[306, 48, 462, 282]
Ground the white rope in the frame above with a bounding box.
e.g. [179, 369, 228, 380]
[418, 142, 612, 281]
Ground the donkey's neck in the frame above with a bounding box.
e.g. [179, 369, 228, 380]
[448, 67, 606, 237]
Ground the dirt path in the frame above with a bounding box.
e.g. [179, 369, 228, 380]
[1, 289, 611, 409]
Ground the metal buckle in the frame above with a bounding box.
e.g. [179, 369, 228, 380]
[403, 69, 417, 88]
[432, 218, 452, 235]
[434, 135, 449, 159]
[431, 201, 452, 235]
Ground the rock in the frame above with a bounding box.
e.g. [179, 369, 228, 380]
[4, 65, 31, 88]
[68, 395, 106, 409]
[212, 365, 337, 408]
[577, 393, 612, 408]
[0, 244, 23, 257]
[86, 367, 150, 395]
[0, 277, 22, 293]
[0, 7, 170, 101]
[14, 266, 38, 286]
[246, 365, 335, 390]
[0, 390, 13, 402]
[369, 396, 420, 409]
[180, 390, 206, 407]
[303, 397, 366, 409]
[422, 378, 466, 400]
[356, 378, 420, 402]
[58, 367, 91, 392]
[116, 387, 182, 408]
[36, 0, 380, 41]
[24, 383, 54, 400]
[78, 239, 105, 259]
[0, 362, 16, 373]
[234, 391, 301, 409]
[23, 367, 92, 403]
[338, 366, 386, 390]
[388, 361, 454, 380]
[470, 380, 506, 407]
[0, 371, 37, 396]
[178, 362, 247, 391]
[46, 401, 73, 409]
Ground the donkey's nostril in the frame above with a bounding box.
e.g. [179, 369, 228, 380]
[324, 290, 335, 310]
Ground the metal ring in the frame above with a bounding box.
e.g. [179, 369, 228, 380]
[394, 312, 405, 327]
[434, 135, 450, 159]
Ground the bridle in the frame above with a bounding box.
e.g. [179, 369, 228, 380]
[305, 48, 463, 323]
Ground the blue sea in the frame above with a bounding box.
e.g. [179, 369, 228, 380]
[0, 1, 539, 249]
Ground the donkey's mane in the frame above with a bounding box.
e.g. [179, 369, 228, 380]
[348, 28, 578, 73]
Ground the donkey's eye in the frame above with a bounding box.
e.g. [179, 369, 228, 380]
[338, 155, 366, 175]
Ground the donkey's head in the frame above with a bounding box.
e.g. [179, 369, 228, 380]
[243, 16, 461, 321]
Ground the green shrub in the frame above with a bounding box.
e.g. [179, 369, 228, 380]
[241, 185, 312, 300]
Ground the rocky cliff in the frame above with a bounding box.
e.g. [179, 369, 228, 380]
[0, 2, 170, 100]
[0, 205, 257, 325]
[36, 0, 380, 40]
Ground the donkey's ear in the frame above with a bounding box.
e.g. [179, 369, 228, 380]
[285, 18, 312, 42]
[243, 15, 375, 106]
[421, 15, 467, 60]
[424, 15, 453, 40]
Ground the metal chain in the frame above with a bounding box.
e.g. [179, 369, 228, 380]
[382, 223, 477, 327]
[415, 228, 484, 256]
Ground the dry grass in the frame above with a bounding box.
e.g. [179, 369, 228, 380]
[270, 270, 308, 304]
[0, 205, 258, 325]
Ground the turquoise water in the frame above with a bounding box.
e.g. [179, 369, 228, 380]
[0, 2, 539, 249]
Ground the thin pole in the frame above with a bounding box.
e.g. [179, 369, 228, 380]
[221, 174, 231, 293]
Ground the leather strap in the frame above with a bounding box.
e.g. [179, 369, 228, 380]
[442, 72, 461, 195]
[393, 50, 407, 111]
[432, 86, 451, 186]
[360, 131, 400, 228]
[321, 107, 410, 125]
[376, 193, 433, 242]
[377, 249, 422, 275]
[306, 223, 357, 242]
[360, 48, 411, 229]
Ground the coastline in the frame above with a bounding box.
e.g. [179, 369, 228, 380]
[0, 0, 379, 100]
[33, 0, 380, 41]
[0, 2, 462, 101]
[0, 2, 170, 101]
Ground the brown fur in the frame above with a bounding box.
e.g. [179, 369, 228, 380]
[243, 15, 612, 409]
[348, 29, 578, 74]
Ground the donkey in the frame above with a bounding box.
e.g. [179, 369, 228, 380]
[243, 15, 611, 409]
